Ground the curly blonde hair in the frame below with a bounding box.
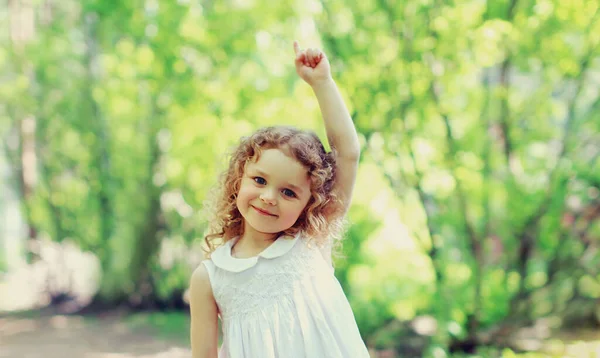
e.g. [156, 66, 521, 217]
[203, 126, 344, 256]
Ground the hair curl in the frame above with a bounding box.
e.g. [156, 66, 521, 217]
[203, 126, 345, 257]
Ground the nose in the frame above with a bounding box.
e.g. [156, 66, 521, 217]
[260, 189, 276, 205]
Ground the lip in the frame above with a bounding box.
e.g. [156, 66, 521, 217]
[252, 206, 276, 217]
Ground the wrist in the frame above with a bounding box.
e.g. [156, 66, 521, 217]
[310, 77, 336, 92]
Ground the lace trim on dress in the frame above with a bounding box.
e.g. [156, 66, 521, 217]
[212, 239, 319, 320]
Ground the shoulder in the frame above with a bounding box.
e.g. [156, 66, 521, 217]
[299, 235, 334, 270]
[189, 262, 214, 298]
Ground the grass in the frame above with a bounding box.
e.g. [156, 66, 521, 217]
[125, 310, 191, 345]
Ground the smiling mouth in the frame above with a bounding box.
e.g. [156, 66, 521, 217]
[252, 206, 276, 217]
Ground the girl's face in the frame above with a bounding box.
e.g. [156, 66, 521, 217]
[236, 148, 312, 238]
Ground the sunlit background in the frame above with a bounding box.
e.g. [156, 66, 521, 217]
[1, 0, 599, 357]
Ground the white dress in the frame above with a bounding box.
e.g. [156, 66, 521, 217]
[202, 234, 371, 358]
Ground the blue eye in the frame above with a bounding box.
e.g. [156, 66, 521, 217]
[282, 189, 297, 198]
[254, 177, 266, 185]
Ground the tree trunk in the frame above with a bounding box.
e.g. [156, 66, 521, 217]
[8, 0, 39, 263]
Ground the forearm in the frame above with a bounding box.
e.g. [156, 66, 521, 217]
[311, 79, 361, 158]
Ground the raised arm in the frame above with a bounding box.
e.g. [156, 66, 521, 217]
[189, 264, 219, 358]
[311, 79, 360, 213]
[294, 41, 360, 214]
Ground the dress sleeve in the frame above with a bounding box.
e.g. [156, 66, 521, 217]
[201, 260, 217, 291]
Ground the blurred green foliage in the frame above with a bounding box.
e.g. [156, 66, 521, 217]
[0, 0, 598, 356]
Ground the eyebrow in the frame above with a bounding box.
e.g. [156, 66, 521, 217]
[252, 169, 305, 194]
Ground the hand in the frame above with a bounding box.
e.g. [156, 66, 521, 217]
[293, 41, 332, 88]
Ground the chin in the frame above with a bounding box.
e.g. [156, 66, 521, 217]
[246, 219, 293, 236]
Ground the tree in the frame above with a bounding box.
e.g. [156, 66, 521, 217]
[317, 0, 600, 353]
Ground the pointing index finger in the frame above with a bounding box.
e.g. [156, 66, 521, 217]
[293, 40, 301, 55]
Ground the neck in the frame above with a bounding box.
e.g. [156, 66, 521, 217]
[235, 223, 279, 254]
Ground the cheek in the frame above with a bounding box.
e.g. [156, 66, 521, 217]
[281, 202, 308, 222]
[236, 182, 255, 206]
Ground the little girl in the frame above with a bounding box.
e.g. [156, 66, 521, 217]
[189, 41, 370, 358]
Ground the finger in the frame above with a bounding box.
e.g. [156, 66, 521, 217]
[308, 48, 316, 67]
[293, 41, 301, 55]
[295, 51, 306, 66]
[314, 49, 323, 65]
[303, 48, 310, 66]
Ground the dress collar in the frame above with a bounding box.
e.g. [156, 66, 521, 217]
[211, 234, 300, 273]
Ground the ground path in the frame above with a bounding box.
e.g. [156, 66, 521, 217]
[0, 312, 190, 358]
[2, 310, 599, 358]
